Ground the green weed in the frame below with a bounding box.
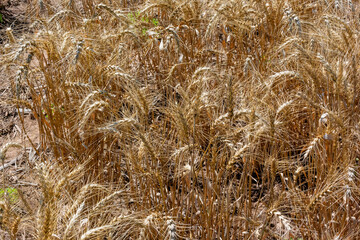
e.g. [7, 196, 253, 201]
[0, 187, 19, 203]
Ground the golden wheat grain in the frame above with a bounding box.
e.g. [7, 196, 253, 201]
[96, 3, 131, 26]
[63, 201, 85, 239]
[47, 10, 78, 23]
[303, 137, 320, 160]
[0, 0, 359, 238]
[166, 219, 177, 240]
[10, 216, 20, 240]
[65, 184, 105, 220]
[0, 143, 23, 161]
[276, 100, 294, 115]
[6, 28, 16, 44]
[80, 224, 114, 240]
[91, 190, 125, 212]
[38, 204, 54, 240]
[79, 101, 109, 130]
[54, 164, 84, 198]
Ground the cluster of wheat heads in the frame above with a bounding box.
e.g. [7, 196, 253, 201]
[1, 0, 360, 239]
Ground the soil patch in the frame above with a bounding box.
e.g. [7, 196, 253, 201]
[0, 0, 30, 44]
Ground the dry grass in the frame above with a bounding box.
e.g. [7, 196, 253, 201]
[0, 0, 360, 239]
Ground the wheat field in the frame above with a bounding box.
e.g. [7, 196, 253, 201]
[0, 0, 360, 239]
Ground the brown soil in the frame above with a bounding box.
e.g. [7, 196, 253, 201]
[0, 0, 30, 44]
[0, 0, 38, 159]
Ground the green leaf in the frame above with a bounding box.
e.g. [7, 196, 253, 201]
[0, 187, 19, 203]
[128, 12, 135, 23]
[152, 18, 159, 26]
